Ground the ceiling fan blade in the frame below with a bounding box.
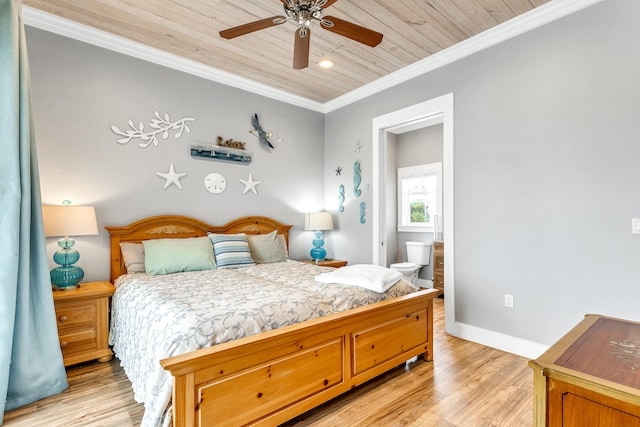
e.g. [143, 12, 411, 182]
[293, 28, 310, 70]
[219, 16, 285, 39]
[323, 0, 339, 8]
[321, 16, 383, 47]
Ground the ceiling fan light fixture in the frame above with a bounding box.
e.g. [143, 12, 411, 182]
[318, 58, 334, 69]
[220, 0, 383, 70]
[320, 18, 334, 28]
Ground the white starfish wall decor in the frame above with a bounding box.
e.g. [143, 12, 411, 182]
[156, 163, 187, 189]
[240, 173, 262, 195]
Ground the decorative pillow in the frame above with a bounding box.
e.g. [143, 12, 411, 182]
[143, 236, 216, 275]
[120, 242, 146, 274]
[208, 233, 255, 269]
[247, 231, 287, 263]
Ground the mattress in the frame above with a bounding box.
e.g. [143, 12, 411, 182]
[109, 260, 418, 426]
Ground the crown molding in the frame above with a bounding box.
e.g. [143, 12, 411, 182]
[323, 0, 604, 113]
[23, 0, 603, 114]
[22, 6, 325, 113]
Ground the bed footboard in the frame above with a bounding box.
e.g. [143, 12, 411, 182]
[161, 289, 438, 426]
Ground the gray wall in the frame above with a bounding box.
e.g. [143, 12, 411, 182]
[325, 0, 640, 347]
[26, 28, 325, 282]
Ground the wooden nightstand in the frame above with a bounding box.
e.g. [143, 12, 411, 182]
[299, 259, 348, 268]
[52, 281, 115, 367]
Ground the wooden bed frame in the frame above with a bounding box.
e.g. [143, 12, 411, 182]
[106, 215, 438, 427]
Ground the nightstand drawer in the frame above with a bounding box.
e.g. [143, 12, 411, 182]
[55, 301, 97, 327]
[58, 328, 97, 353]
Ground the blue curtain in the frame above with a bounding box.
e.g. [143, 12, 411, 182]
[0, 0, 68, 422]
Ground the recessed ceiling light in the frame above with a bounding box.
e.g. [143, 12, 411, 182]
[318, 59, 334, 69]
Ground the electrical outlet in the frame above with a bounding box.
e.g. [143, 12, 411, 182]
[504, 294, 514, 308]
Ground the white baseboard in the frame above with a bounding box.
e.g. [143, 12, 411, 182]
[446, 321, 549, 359]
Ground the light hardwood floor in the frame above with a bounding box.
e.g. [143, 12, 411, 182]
[3, 298, 534, 426]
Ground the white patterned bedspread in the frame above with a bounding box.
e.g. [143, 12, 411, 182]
[109, 260, 418, 427]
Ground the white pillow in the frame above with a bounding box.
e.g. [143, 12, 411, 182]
[247, 231, 287, 263]
[120, 242, 145, 274]
[277, 234, 289, 257]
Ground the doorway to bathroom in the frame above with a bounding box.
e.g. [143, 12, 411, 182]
[372, 93, 454, 327]
[393, 127, 443, 287]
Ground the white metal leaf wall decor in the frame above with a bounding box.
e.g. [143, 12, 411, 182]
[111, 111, 195, 148]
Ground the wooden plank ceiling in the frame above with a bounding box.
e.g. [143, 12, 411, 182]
[23, 0, 551, 104]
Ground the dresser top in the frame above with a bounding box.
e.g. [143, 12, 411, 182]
[532, 314, 640, 395]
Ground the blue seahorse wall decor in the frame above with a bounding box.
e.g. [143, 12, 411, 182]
[338, 185, 345, 212]
[360, 202, 366, 224]
[353, 161, 362, 197]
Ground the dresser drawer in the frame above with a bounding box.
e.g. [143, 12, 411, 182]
[55, 300, 97, 327]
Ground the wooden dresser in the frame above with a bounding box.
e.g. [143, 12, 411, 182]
[529, 314, 640, 426]
[53, 281, 115, 367]
[432, 241, 444, 295]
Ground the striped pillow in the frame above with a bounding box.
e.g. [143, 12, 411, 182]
[208, 233, 255, 269]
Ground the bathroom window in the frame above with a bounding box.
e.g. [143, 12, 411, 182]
[397, 162, 442, 232]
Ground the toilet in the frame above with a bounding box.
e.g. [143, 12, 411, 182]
[390, 241, 433, 286]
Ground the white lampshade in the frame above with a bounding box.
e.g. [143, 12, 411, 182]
[42, 205, 99, 237]
[304, 212, 333, 231]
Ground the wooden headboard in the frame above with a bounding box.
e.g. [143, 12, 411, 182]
[105, 215, 293, 282]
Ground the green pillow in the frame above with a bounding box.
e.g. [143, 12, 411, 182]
[247, 231, 287, 263]
[143, 236, 216, 275]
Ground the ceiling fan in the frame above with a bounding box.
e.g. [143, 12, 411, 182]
[219, 0, 384, 70]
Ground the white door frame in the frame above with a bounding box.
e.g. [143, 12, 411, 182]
[372, 93, 455, 331]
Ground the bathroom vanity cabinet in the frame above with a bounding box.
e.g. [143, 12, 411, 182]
[432, 241, 444, 295]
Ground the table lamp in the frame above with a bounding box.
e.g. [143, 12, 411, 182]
[304, 212, 333, 262]
[42, 202, 99, 290]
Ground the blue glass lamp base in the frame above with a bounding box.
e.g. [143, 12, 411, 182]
[310, 230, 327, 262]
[51, 237, 84, 290]
[310, 247, 327, 262]
[51, 265, 84, 290]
